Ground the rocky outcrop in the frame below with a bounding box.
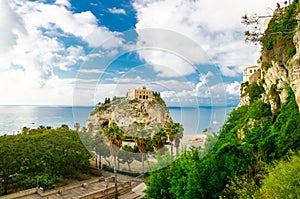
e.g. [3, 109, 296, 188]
[290, 16, 300, 110]
[240, 7, 300, 112]
[86, 96, 173, 135]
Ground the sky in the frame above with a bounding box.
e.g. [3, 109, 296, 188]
[0, 0, 279, 106]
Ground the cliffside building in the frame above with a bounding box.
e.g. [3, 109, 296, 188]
[127, 86, 154, 101]
[243, 66, 260, 82]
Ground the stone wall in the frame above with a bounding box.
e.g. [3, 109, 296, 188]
[0, 188, 37, 199]
[127, 86, 153, 101]
[249, 69, 261, 83]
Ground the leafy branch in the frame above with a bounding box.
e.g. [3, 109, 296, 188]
[241, 13, 272, 44]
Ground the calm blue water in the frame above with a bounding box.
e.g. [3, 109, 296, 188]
[0, 106, 234, 135]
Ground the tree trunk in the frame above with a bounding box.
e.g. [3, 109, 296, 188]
[142, 153, 144, 179]
[175, 138, 180, 157]
[99, 154, 102, 169]
[170, 141, 174, 160]
[95, 155, 98, 168]
[127, 161, 131, 172]
[2, 177, 8, 195]
[114, 155, 118, 199]
[104, 157, 111, 166]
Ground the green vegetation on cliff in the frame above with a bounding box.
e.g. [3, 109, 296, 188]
[145, 86, 300, 198]
[262, 0, 299, 64]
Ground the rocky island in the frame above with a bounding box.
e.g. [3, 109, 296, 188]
[86, 86, 173, 135]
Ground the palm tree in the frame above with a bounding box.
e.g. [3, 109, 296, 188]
[164, 122, 183, 159]
[152, 128, 168, 154]
[74, 122, 80, 131]
[174, 124, 184, 157]
[103, 122, 125, 199]
[94, 131, 105, 168]
[87, 122, 94, 133]
[134, 129, 151, 179]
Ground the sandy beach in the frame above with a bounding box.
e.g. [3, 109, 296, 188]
[180, 133, 207, 149]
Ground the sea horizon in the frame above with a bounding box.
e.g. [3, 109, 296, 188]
[0, 105, 235, 135]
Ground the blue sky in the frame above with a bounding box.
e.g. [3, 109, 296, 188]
[0, 0, 278, 106]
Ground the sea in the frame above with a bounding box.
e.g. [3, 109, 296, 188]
[0, 106, 235, 136]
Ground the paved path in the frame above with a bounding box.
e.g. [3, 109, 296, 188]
[1, 170, 146, 199]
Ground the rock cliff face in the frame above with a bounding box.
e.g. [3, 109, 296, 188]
[86, 95, 173, 135]
[240, 6, 300, 112]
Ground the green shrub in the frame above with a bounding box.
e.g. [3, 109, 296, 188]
[265, 39, 273, 50]
[244, 82, 265, 103]
[285, 47, 296, 59]
[259, 152, 300, 198]
[102, 164, 142, 177]
[261, 62, 272, 70]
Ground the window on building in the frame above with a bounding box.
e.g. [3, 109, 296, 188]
[250, 69, 253, 73]
[254, 69, 256, 72]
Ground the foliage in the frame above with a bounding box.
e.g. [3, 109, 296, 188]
[243, 82, 264, 103]
[0, 127, 91, 195]
[119, 145, 140, 171]
[269, 83, 281, 109]
[104, 97, 111, 104]
[261, 1, 299, 62]
[242, 1, 299, 63]
[102, 164, 141, 177]
[224, 174, 260, 199]
[259, 152, 300, 198]
[241, 13, 271, 44]
[145, 3, 300, 198]
[164, 122, 183, 157]
[145, 86, 300, 198]
[152, 128, 168, 152]
[103, 122, 125, 198]
[144, 153, 173, 199]
[103, 122, 125, 150]
[261, 62, 272, 70]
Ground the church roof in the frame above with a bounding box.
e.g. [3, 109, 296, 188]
[243, 65, 259, 71]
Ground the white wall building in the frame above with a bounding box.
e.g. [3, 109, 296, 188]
[243, 66, 259, 82]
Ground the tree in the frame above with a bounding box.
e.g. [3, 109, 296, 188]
[94, 131, 106, 168]
[87, 122, 94, 133]
[241, 13, 272, 44]
[152, 128, 168, 154]
[202, 127, 212, 134]
[174, 124, 184, 157]
[164, 122, 182, 159]
[22, 126, 30, 135]
[134, 130, 151, 179]
[103, 122, 125, 199]
[119, 145, 139, 172]
[0, 127, 91, 195]
[81, 126, 87, 133]
[74, 122, 80, 132]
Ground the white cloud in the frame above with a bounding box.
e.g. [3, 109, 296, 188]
[78, 69, 105, 74]
[55, 0, 71, 8]
[0, 69, 74, 105]
[196, 72, 214, 90]
[0, 1, 26, 62]
[108, 7, 127, 15]
[135, 29, 209, 77]
[133, 0, 275, 77]
[0, 0, 118, 105]
[226, 81, 240, 96]
[21, 1, 115, 48]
